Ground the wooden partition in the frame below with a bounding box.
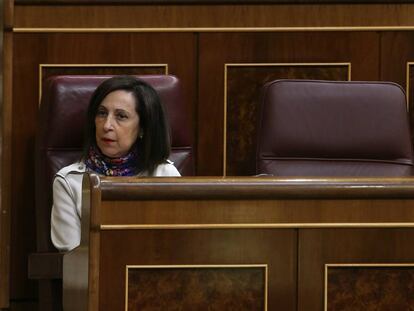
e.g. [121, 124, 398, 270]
[62, 174, 414, 311]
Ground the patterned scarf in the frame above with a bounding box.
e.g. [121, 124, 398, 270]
[85, 144, 139, 176]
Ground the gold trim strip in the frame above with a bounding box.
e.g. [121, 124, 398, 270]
[225, 62, 352, 66]
[127, 264, 267, 268]
[324, 264, 328, 311]
[223, 64, 228, 176]
[125, 265, 128, 311]
[40, 63, 169, 67]
[326, 263, 414, 268]
[125, 264, 268, 311]
[407, 62, 414, 111]
[101, 222, 414, 230]
[38, 63, 168, 103]
[223, 62, 351, 176]
[13, 26, 414, 33]
[324, 262, 414, 311]
[265, 264, 268, 311]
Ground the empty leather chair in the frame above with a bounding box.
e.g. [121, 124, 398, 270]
[256, 80, 414, 176]
[32, 75, 194, 311]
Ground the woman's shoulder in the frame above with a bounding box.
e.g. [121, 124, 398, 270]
[152, 160, 181, 177]
[53, 161, 85, 197]
[56, 161, 86, 178]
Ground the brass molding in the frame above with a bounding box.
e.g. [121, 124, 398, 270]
[101, 222, 414, 230]
[223, 62, 351, 176]
[406, 62, 414, 111]
[126, 263, 268, 268]
[13, 26, 414, 33]
[324, 263, 414, 311]
[125, 264, 268, 311]
[38, 63, 168, 104]
[326, 263, 414, 267]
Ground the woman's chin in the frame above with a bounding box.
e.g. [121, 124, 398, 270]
[100, 149, 121, 158]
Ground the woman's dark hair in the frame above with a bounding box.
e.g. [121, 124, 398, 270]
[83, 75, 171, 175]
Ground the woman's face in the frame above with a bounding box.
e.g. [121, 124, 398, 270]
[95, 90, 140, 158]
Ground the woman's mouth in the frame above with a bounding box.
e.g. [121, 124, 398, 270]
[102, 138, 115, 143]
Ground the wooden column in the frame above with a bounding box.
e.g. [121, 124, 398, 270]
[0, 0, 13, 308]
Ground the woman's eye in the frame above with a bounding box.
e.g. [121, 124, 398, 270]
[116, 113, 128, 120]
[96, 109, 107, 117]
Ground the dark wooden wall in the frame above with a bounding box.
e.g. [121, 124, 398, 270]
[4, 1, 414, 309]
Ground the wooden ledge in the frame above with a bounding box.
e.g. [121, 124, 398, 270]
[93, 175, 414, 200]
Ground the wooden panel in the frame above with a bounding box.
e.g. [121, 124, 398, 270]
[199, 32, 379, 175]
[101, 198, 414, 226]
[11, 32, 196, 299]
[13, 4, 414, 28]
[100, 229, 297, 311]
[381, 32, 414, 86]
[97, 177, 414, 234]
[127, 266, 266, 310]
[226, 64, 349, 176]
[13, 0, 414, 4]
[10, 34, 43, 300]
[327, 265, 414, 310]
[298, 229, 414, 311]
[380, 32, 414, 145]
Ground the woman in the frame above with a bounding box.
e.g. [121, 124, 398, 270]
[51, 76, 180, 251]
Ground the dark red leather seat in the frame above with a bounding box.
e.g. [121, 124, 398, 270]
[32, 75, 194, 311]
[256, 80, 414, 176]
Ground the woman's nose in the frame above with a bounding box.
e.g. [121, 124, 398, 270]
[103, 116, 114, 131]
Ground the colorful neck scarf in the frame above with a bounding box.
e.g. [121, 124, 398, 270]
[85, 144, 139, 176]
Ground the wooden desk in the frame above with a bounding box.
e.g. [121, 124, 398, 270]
[64, 174, 414, 311]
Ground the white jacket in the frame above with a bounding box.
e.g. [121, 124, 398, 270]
[51, 161, 180, 251]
